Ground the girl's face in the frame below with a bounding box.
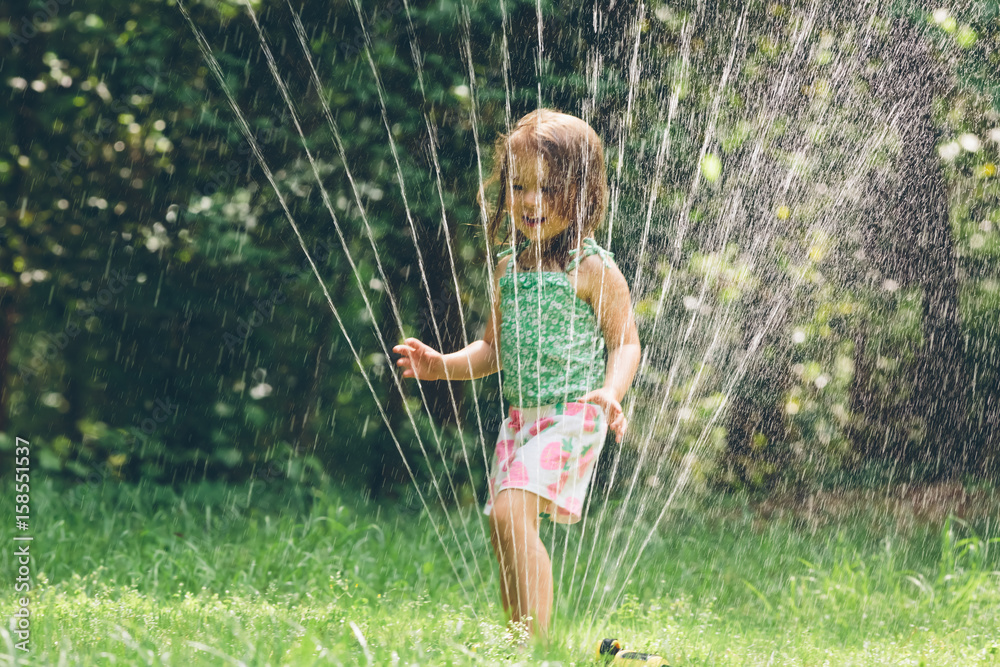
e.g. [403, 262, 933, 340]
[508, 151, 573, 244]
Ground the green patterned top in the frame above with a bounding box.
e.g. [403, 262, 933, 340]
[497, 237, 615, 407]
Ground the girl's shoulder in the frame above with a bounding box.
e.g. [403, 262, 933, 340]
[495, 241, 525, 263]
[572, 252, 630, 306]
[570, 237, 621, 276]
[567, 237, 616, 270]
[494, 243, 523, 278]
[495, 254, 513, 280]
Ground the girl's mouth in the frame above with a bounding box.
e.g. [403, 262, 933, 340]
[522, 216, 545, 227]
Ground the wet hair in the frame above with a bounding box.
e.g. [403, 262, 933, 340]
[483, 109, 609, 270]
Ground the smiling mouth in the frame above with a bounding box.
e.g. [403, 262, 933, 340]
[522, 216, 545, 227]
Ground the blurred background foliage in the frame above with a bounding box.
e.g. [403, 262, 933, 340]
[0, 0, 998, 505]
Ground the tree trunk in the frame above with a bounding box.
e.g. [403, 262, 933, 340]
[847, 327, 875, 462]
[415, 215, 466, 427]
[889, 20, 969, 477]
[722, 303, 793, 490]
[374, 278, 416, 497]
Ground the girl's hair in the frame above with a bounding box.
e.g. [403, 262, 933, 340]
[483, 109, 608, 270]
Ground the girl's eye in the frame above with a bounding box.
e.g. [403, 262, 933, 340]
[512, 184, 523, 191]
[541, 187, 553, 194]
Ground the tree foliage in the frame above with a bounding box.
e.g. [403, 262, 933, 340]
[1, 0, 998, 499]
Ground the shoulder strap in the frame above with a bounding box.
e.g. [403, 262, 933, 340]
[566, 237, 615, 271]
[496, 240, 529, 276]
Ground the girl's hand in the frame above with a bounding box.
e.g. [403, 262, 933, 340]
[392, 337, 446, 381]
[576, 388, 627, 443]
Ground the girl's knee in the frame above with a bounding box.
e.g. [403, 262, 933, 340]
[490, 489, 543, 535]
[490, 489, 524, 521]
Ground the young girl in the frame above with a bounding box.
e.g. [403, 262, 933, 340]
[392, 109, 641, 640]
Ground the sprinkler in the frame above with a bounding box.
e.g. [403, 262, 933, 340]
[595, 638, 669, 666]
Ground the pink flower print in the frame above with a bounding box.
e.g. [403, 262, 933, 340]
[583, 404, 601, 433]
[557, 497, 583, 518]
[547, 472, 570, 498]
[566, 402, 601, 432]
[508, 409, 523, 434]
[528, 417, 556, 436]
[540, 441, 572, 470]
[495, 439, 517, 471]
[578, 445, 597, 473]
[502, 461, 530, 488]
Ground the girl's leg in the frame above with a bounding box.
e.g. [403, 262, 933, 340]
[488, 489, 553, 639]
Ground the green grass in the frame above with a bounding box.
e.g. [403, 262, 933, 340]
[2, 477, 999, 665]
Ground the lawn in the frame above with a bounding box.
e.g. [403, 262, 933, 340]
[2, 477, 998, 665]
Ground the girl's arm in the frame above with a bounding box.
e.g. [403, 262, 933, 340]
[468, 256, 506, 377]
[448, 333, 500, 380]
[393, 257, 508, 381]
[579, 256, 642, 402]
[575, 256, 641, 442]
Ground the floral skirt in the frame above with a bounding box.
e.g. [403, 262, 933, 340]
[483, 401, 607, 525]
